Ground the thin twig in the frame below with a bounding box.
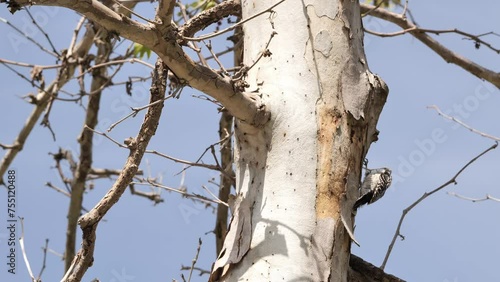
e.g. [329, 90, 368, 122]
[360, 0, 386, 18]
[177, 2, 208, 66]
[19, 217, 38, 282]
[0, 58, 60, 69]
[110, 0, 156, 24]
[201, 185, 225, 205]
[0, 16, 58, 57]
[204, 40, 227, 74]
[428, 105, 500, 141]
[182, 0, 286, 42]
[359, 3, 500, 88]
[85, 126, 127, 148]
[448, 192, 500, 203]
[401, 0, 409, 19]
[134, 180, 228, 207]
[187, 239, 203, 282]
[381, 143, 497, 269]
[129, 183, 164, 204]
[45, 182, 71, 197]
[25, 8, 60, 56]
[147, 150, 222, 172]
[179, 266, 210, 276]
[68, 17, 86, 56]
[38, 239, 49, 279]
[107, 92, 176, 132]
[62, 58, 168, 282]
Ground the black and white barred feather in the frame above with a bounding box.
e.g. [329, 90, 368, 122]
[354, 168, 392, 209]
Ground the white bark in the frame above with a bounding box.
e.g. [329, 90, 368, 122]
[211, 1, 388, 281]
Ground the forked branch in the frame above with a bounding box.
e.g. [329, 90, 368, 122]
[5, 0, 270, 127]
[360, 4, 500, 88]
[381, 143, 497, 269]
[61, 58, 168, 282]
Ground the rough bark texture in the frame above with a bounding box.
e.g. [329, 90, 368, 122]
[210, 0, 388, 281]
[349, 254, 406, 282]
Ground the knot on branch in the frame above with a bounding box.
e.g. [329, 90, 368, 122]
[124, 137, 137, 149]
[252, 103, 271, 127]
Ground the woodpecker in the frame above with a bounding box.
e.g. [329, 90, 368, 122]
[354, 168, 392, 209]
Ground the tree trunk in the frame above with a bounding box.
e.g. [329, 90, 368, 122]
[210, 1, 388, 281]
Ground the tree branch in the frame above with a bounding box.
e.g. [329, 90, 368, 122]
[428, 105, 500, 141]
[0, 22, 95, 184]
[61, 58, 168, 282]
[64, 25, 111, 271]
[381, 143, 498, 270]
[448, 192, 500, 203]
[349, 254, 405, 282]
[155, 0, 175, 30]
[178, 0, 241, 43]
[360, 4, 500, 88]
[7, 0, 270, 127]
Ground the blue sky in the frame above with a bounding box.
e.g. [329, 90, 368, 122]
[0, 1, 499, 281]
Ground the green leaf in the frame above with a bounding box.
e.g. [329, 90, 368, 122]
[133, 43, 151, 59]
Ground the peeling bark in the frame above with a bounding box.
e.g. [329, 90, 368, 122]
[211, 1, 388, 281]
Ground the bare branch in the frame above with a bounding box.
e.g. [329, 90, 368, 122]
[179, 0, 241, 42]
[89, 168, 144, 177]
[448, 192, 500, 203]
[0, 16, 58, 57]
[129, 183, 164, 204]
[133, 179, 229, 207]
[364, 27, 500, 54]
[85, 126, 127, 148]
[147, 149, 222, 172]
[0, 21, 95, 184]
[187, 238, 203, 282]
[9, 0, 270, 126]
[64, 26, 113, 271]
[428, 105, 500, 141]
[181, 0, 285, 42]
[177, 2, 208, 66]
[110, 0, 154, 24]
[108, 91, 177, 132]
[38, 239, 49, 280]
[68, 16, 86, 56]
[62, 58, 168, 282]
[360, 4, 500, 88]
[155, 0, 175, 28]
[0, 58, 60, 69]
[180, 266, 210, 277]
[381, 143, 498, 270]
[25, 8, 60, 56]
[18, 217, 38, 282]
[45, 182, 71, 197]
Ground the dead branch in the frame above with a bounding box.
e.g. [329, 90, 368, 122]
[64, 27, 113, 270]
[108, 91, 177, 132]
[181, 0, 284, 42]
[132, 179, 228, 207]
[448, 192, 500, 203]
[129, 183, 164, 204]
[360, 4, 500, 88]
[178, 0, 241, 43]
[0, 22, 95, 184]
[61, 58, 168, 282]
[428, 105, 500, 141]
[381, 143, 497, 269]
[8, 0, 270, 127]
[186, 238, 203, 282]
[0, 14, 58, 57]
